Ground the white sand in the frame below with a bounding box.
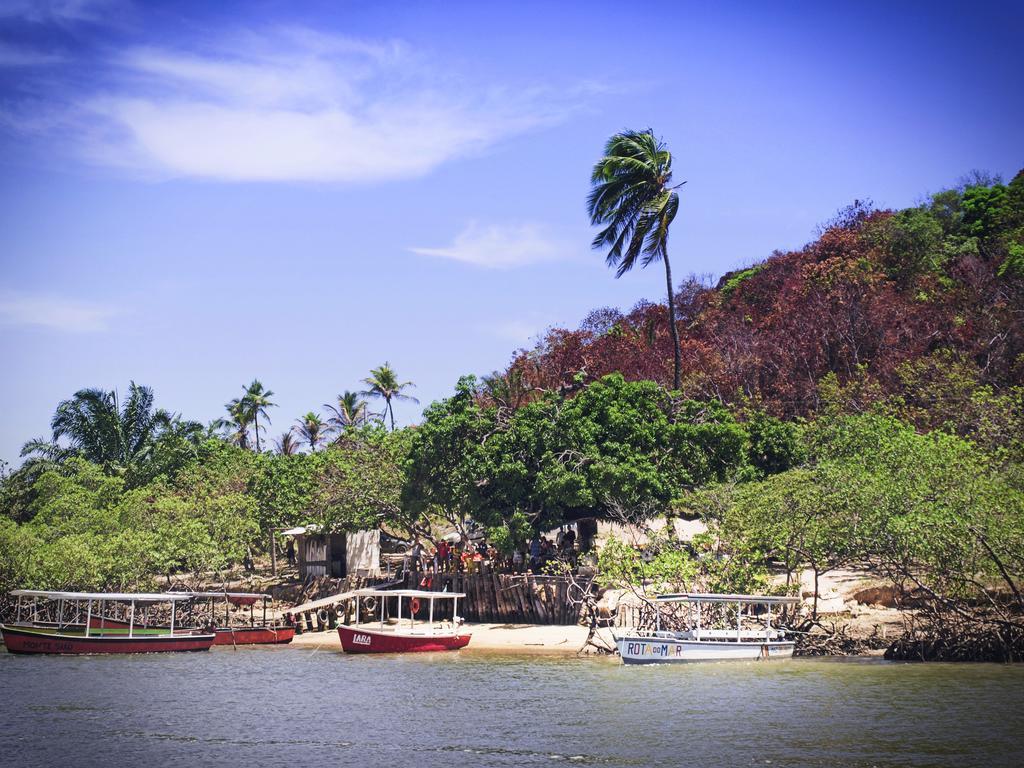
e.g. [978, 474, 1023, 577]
[289, 622, 611, 654]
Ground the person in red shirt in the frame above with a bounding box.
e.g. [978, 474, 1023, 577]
[436, 539, 450, 572]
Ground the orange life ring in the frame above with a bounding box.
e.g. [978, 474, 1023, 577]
[410, 598, 422, 614]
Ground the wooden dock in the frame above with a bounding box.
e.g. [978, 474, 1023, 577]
[282, 572, 591, 631]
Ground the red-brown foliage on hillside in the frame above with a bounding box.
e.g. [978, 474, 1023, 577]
[488, 172, 1024, 419]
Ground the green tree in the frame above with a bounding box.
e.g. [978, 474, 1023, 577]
[241, 379, 276, 452]
[401, 376, 494, 534]
[295, 412, 328, 452]
[20, 382, 201, 483]
[273, 429, 301, 456]
[588, 129, 685, 390]
[218, 397, 252, 450]
[325, 391, 370, 434]
[362, 363, 418, 431]
[403, 374, 753, 537]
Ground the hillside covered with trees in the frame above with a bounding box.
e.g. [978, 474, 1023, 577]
[2, 171, 1022, 658]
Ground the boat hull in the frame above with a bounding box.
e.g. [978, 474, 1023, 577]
[337, 624, 471, 654]
[617, 635, 794, 664]
[0, 624, 216, 655]
[214, 626, 295, 645]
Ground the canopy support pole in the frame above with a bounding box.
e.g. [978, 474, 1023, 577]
[85, 599, 92, 637]
[129, 600, 135, 638]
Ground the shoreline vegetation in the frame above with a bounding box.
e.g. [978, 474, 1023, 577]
[3, 165, 1023, 663]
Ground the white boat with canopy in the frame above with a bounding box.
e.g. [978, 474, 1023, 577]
[615, 593, 799, 664]
[2, 590, 215, 654]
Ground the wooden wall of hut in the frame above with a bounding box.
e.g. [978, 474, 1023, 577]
[405, 572, 585, 625]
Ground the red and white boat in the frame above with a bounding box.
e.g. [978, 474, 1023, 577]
[337, 589, 470, 654]
[1, 590, 214, 655]
[183, 591, 296, 646]
[48, 590, 296, 646]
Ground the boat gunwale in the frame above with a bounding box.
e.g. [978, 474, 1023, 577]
[0, 623, 215, 643]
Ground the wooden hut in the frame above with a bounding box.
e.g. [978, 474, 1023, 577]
[281, 526, 382, 580]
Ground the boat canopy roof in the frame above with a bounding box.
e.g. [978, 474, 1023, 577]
[170, 591, 269, 600]
[352, 589, 466, 599]
[11, 589, 196, 603]
[656, 592, 800, 605]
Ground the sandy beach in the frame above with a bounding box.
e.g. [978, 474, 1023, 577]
[289, 622, 613, 654]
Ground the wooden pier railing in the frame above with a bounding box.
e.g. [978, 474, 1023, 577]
[405, 572, 586, 625]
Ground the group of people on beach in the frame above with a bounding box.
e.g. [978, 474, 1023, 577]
[405, 526, 578, 577]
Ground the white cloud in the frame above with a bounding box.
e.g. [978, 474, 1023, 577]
[410, 221, 569, 269]
[53, 29, 585, 182]
[0, 292, 117, 332]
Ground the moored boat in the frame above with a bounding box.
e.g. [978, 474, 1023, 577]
[75, 591, 296, 645]
[615, 593, 799, 664]
[187, 591, 295, 645]
[1, 591, 214, 655]
[337, 589, 470, 654]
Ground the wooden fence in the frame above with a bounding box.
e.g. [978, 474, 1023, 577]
[405, 572, 587, 625]
[283, 572, 589, 630]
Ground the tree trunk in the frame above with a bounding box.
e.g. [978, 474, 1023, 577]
[388, 398, 395, 431]
[254, 414, 260, 453]
[812, 567, 820, 620]
[663, 251, 682, 391]
[270, 530, 277, 577]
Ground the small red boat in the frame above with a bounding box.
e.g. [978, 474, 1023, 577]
[214, 626, 295, 645]
[78, 591, 296, 646]
[189, 591, 296, 645]
[337, 589, 470, 654]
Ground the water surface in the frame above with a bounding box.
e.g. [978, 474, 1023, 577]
[2, 647, 1022, 767]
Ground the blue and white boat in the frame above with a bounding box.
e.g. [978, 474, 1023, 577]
[615, 593, 799, 664]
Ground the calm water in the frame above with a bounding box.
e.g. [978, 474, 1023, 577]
[1, 647, 1022, 767]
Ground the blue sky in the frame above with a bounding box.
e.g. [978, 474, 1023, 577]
[1, 0, 1021, 465]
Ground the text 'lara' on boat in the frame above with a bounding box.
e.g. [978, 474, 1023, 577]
[614, 593, 800, 664]
[1, 590, 215, 655]
[337, 589, 471, 654]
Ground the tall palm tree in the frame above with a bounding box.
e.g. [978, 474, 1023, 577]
[362, 363, 418, 431]
[20, 382, 175, 475]
[295, 412, 327, 452]
[241, 379, 276, 452]
[324, 390, 370, 435]
[587, 129, 685, 390]
[274, 429, 301, 456]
